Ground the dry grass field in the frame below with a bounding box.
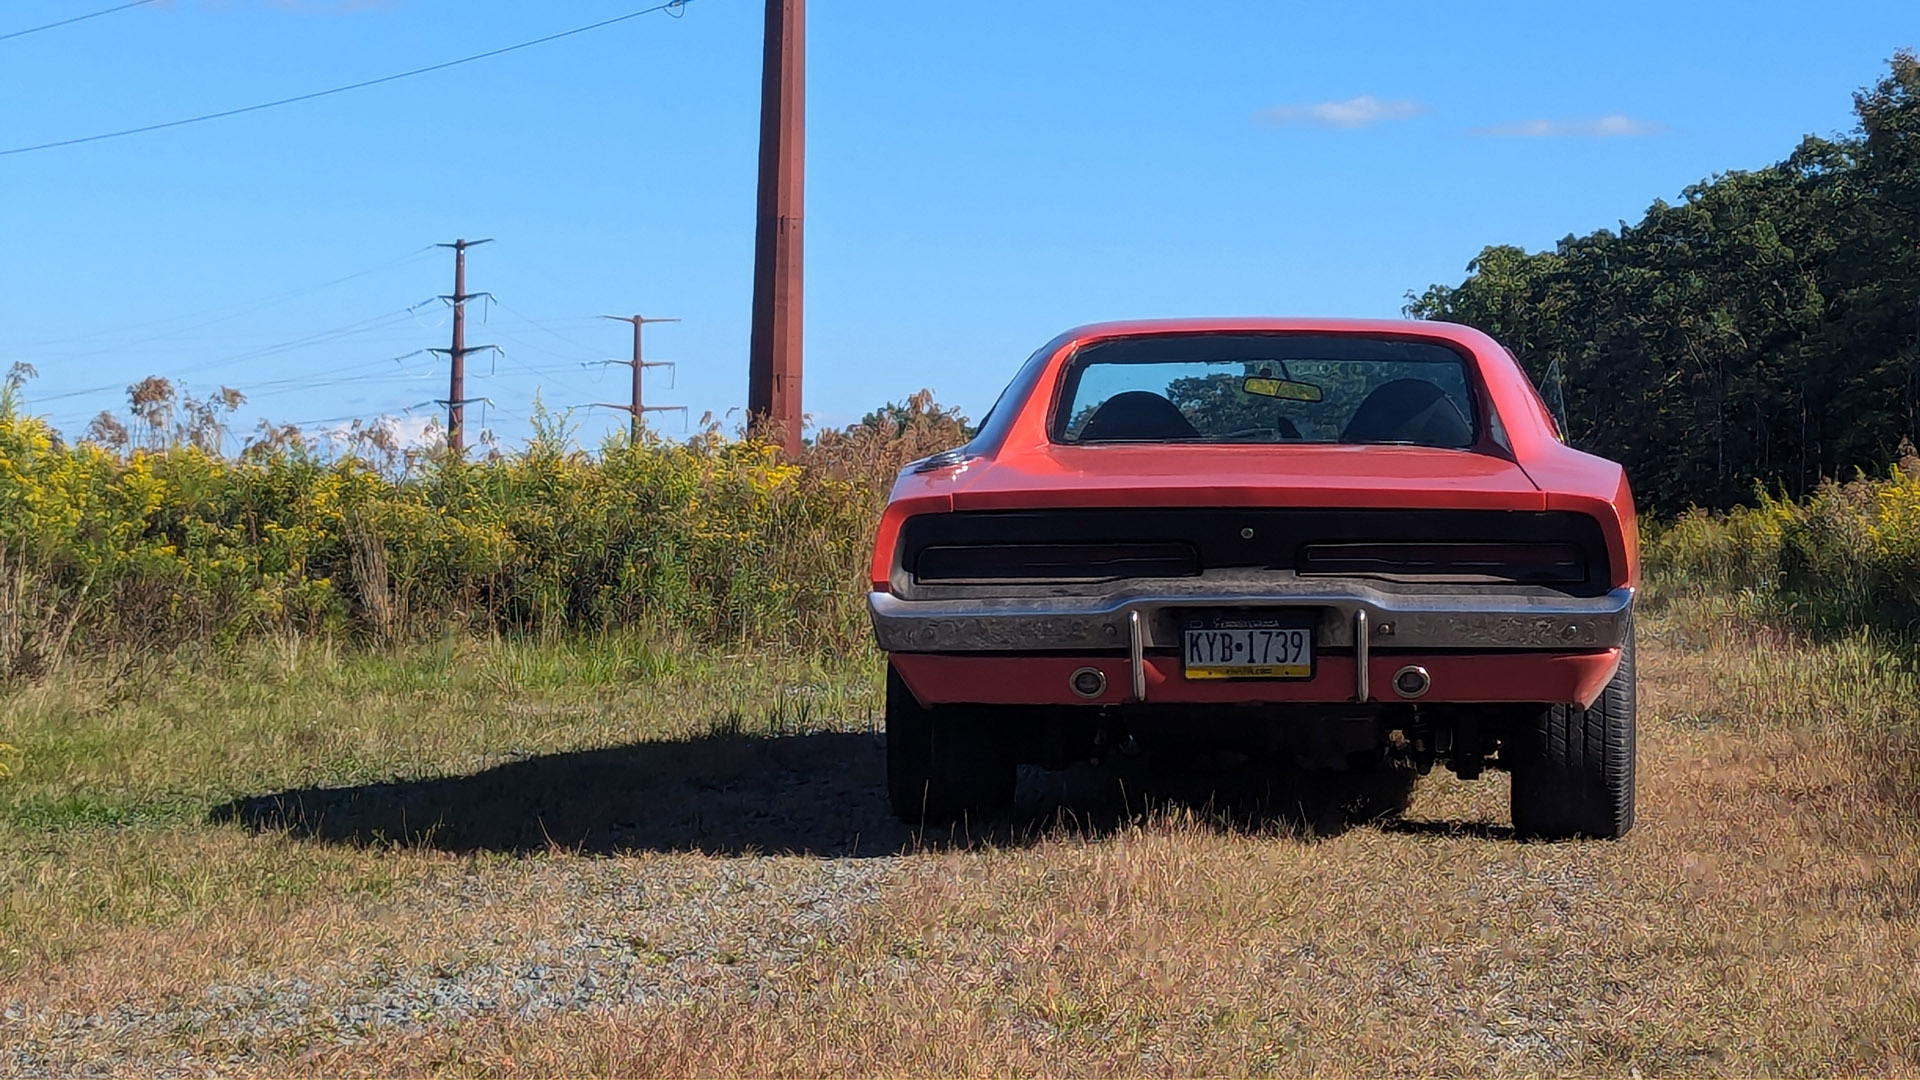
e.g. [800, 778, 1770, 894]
[4, 604, 1919, 1077]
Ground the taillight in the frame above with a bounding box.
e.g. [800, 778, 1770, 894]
[1298, 542, 1586, 585]
[915, 542, 1200, 585]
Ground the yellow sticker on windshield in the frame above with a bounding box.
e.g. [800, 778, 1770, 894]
[1242, 376, 1323, 402]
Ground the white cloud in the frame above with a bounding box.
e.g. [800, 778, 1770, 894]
[317, 414, 439, 450]
[1470, 114, 1665, 138]
[382, 415, 438, 447]
[1256, 95, 1430, 130]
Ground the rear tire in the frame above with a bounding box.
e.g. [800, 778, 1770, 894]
[1508, 621, 1637, 840]
[885, 664, 1016, 825]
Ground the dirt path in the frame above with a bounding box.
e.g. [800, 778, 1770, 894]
[5, 627, 1919, 1077]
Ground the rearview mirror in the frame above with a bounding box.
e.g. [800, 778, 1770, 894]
[1242, 376, 1323, 403]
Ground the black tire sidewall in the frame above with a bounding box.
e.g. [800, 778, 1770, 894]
[885, 664, 1016, 824]
[1510, 619, 1637, 840]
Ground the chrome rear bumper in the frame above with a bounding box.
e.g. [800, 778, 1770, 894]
[869, 574, 1633, 653]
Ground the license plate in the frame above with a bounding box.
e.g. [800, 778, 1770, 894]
[1183, 619, 1314, 680]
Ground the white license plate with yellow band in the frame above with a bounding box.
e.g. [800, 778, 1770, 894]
[1182, 616, 1314, 680]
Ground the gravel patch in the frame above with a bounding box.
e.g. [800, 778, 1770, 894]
[3, 855, 903, 1077]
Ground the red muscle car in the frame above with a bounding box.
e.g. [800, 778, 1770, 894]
[870, 318, 1638, 839]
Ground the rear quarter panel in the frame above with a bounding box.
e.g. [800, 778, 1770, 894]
[1470, 334, 1640, 589]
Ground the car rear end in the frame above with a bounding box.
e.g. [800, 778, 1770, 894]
[871, 320, 1639, 839]
[877, 501, 1630, 708]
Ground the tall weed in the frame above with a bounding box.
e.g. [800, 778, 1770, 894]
[1643, 448, 1920, 635]
[0, 386, 969, 679]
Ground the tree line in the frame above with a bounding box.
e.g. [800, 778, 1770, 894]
[1408, 52, 1920, 513]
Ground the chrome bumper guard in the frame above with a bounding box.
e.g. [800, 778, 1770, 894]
[869, 577, 1634, 654]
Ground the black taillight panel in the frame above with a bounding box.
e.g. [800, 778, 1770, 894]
[916, 542, 1199, 585]
[1297, 541, 1587, 584]
[897, 509, 1615, 596]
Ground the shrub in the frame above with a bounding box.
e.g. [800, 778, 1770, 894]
[1643, 447, 1920, 634]
[0, 384, 970, 679]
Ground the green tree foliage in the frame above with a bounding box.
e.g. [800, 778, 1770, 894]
[1408, 53, 1920, 513]
[851, 389, 971, 442]
[1167, 372, 1277, 433]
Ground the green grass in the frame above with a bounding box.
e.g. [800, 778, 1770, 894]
[6, 613, 1920, 1075]
[1, 630, 881, 833]
[1, 632, 883, 983]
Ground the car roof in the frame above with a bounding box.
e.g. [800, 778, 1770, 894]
[1049, 317, 1491, 349]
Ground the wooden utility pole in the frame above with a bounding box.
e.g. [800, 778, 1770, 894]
[747, 0, 804, 456]
[598, 314, 683, 440]
[430, 238, 493, 456]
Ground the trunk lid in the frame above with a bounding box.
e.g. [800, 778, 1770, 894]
[940, 444, 1546, 512]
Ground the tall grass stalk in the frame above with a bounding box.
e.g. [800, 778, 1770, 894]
[1643, 447, 1920, 637]
[0, 385, 969, 681]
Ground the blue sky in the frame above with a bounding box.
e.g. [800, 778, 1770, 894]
[1, 0, 1914, 450]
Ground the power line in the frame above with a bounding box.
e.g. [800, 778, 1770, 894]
[482, 332, 606, 403]
[172, 309, 428, 373]
[278, 403, 440, 431]
[492, 297, 612, 360]
[15, 246, 437, 351]
[24, 308, 430, 404]
[0, 0, 694, 158]
[62, 315, 418, 393]
[0, 0, 158, 43]
[485, 327, 595, 366]
[24, 312, 613, 420]
[38, 307, 425, 374]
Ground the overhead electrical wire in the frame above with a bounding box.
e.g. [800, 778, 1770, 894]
[245, 372, 438, 403]
[456, 296, 622, 401]
[491, 297, 623, 361]
[483, 297, 680, 412]
[17, 246, 438, 350]
[484, 327, 600, 369]
[482, 334, 604, 404]
[30, 307, 605, 410]
[0, 0, 695, 158]
[278, 404, 440, 431]
[26, 308, 431, 404]
[33, 360, 417, 413]
[32, 318, 420, 399]
[206, 350, 447, 398]
[0, 0, 159, 44]
[172, 309, 428, 372]
[39, 306, 425, 371]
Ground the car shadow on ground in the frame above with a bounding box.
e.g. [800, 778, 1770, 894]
[211, 728, 1444, 858]
[1382, 818, 1516, 840]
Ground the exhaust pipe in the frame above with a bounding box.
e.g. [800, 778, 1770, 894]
[1392, 665, 1432, 699]
[1069, 666, 1108, 699]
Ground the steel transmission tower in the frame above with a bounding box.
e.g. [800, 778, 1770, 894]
[430, 238, 494, 455]
[598, 314, 684, 439]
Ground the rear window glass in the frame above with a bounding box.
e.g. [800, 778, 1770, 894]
[1053, 333, 1478, 448]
